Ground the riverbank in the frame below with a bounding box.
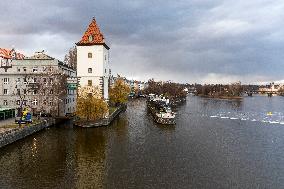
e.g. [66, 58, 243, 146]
[0, 118, 55, 148]
[74, 104, 127, 127]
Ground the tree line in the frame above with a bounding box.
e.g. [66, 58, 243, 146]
[144, 79, 187, 100]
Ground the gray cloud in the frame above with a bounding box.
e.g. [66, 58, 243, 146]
[0, 0, 283, 84]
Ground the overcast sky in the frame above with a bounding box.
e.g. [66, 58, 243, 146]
[1, 0, 284, 84]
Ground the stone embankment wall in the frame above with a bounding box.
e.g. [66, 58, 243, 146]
[74, 104, 127, 127]
[0, 118, 55, 148]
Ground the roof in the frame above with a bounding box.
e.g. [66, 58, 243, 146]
[24, 51, 55, 60]
[76, 18, 110, 49]
[0, 48, 25, 59]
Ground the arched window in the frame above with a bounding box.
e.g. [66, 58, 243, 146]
[88, 35, 93, 42]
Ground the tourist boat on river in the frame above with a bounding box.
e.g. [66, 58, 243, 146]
[147, 94, 176, 125]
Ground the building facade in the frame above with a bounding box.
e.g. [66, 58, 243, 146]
[0, 50, 76, 116]
[76, 18, 110, 100]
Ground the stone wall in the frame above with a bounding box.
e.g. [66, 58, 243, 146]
[0, 118, 55, 148]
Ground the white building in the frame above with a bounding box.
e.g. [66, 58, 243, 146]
[0, 49, 76, 116]
[76, 18, 110, 100]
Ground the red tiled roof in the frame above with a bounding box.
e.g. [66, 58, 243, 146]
[0, 48, 25, 59]
[76, 18, 109, 49]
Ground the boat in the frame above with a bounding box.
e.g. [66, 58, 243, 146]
[147, 94, 176, 125]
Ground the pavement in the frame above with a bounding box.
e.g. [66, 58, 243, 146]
[0, 118, 16, 128]
[0, 118, 17, 135]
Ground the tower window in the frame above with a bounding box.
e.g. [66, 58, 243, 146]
[88, 53, 92, 58]
[88, 68, 92, 73]
[88, 80, 92, 86]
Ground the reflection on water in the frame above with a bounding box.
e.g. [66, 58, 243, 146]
[0, 97, 284, 188]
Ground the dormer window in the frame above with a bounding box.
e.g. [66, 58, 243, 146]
[88, 53, 92, 58]
[88, 35, 93, 42]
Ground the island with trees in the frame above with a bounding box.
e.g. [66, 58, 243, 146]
[195, 82, 243, 99]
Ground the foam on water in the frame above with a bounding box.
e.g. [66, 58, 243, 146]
[210, 115, 218, 118]
[220, 117, 229, 119]
[230, 117, 238, 120]
[209, 111, 284, 125]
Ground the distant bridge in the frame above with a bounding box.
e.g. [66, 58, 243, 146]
[244, 90, 279, 97]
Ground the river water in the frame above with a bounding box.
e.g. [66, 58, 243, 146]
[0, 96, 284, 189]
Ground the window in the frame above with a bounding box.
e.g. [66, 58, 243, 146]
[17, 67, 21, 72]
[50, 89, 53, 94]
[4, 78, 9, 84]
[17, 89, 20, 95]
[32, 99, 38, 106]
[33, 67, 38, 72]
[43, 78, 47, 83]
[105, 69, 107, 74]
[50, 78, 53, 84]
[3, 89, 8, 95]
[105, 55, 107, 61]
[23, 77, 27, 84]
[33, 78, 37, 83]
[88, 53, 92, 58]
[17, 100, 21, 105]
[89, 35, 93, 42]
[88, 68, 92, 73]
[3, 100, 7, 106]
[88, 80, 92, 86]
[23, 89, 27, 95]
[33, 90, 37, 95]
[23, 67, 27, 72]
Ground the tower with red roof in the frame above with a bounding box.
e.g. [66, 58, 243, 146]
[76, 17, 110, 99]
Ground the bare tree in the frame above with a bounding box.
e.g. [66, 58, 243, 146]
[64, 47, 77, 70]
[36, 66, 67, 116]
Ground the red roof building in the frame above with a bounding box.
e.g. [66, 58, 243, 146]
[76, 18, 109, 49]
[0, 48, 25, 59]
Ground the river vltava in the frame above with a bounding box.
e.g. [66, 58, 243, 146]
[0, 96, 284, 189]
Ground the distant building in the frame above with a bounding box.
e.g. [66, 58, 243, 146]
[259, 82, 282, 93]
[76, 18, 110, 100]
[0, 50, 76, 116]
